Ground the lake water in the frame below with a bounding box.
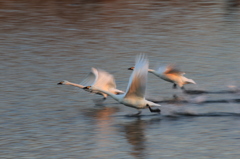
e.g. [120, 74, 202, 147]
[1, 0, 240, 158]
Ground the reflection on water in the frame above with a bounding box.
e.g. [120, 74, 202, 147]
[118, 117, 161, 159]
[120, 119, 147, 159]
[1, 0, 240, 158]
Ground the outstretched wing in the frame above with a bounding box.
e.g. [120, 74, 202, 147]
[124, 54, 148, 98]
[92, 68, 117, 91]
[80, 68, 97, 87]
[157, 64, 185, 75]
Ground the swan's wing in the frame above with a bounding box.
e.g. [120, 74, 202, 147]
[124, 54, 148, 98]
[158, 64, 185, 75]
[110, 88, 125, 94]
[155, 65, 167, 75]
[92, 68, 117, 90]
[80, 68, 97, 87]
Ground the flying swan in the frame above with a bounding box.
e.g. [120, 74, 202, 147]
[58, 68, 124, 100]
[84, 54, 161, 115]
[129, 64, 196, 90]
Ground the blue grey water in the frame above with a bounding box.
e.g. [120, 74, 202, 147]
[1, 0, 240, 158]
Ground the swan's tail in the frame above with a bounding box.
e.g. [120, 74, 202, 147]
[147, 101, 161, 107]
[185, 78, 196, 84]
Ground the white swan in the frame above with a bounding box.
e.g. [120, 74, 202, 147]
[84, 54, 161, 115]
[58, 68, 124, 99]
[128, 64, 196, 89]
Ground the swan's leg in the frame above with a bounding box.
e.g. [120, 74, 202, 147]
[148, 106, 161, 114]
[101, 94, 107, 100]
[173, 84, 177, 89]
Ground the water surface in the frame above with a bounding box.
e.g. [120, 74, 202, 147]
[1, 0, 240, 158]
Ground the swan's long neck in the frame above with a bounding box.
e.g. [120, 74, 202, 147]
[148, 68, 155, 73]
[66, 82, 84, 89]
[148, 68, 165, 79]
[148, 68, 160, 76]
[93, 87, 121, 101]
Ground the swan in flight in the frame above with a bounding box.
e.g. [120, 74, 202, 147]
[58, 68, 124, 100]
[84, 54, 161, 115]
[128, 64, 196, 90]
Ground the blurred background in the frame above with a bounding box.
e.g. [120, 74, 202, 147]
[0, 0, 240, 158]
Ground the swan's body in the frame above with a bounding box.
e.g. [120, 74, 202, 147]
[58, 68, 124, 99]
[84, 54, 161, 115]
[129, 64, 196, 89]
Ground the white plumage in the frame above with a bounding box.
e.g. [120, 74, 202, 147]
[84, 54, 161, 115]
[58, 68, 124, 99]
[148, 64, 196, 89]
[129, 64, 196, 89]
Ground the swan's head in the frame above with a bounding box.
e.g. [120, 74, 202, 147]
[128, 67, 135, 70]
[58, 80, 69, 85]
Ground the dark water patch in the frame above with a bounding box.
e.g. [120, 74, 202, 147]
[203, 99, 240, 104]
[150, 99, 188, 104]
[124, 113, 161, 118]
[150, 98, 240, 104]
[183, 89, 240, 95]
[113, 113, 161, 118]
[169, 112, 240, 117]
[115, 111, 240, 119]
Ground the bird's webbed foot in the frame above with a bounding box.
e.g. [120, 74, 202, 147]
[147, 105, 161, 114]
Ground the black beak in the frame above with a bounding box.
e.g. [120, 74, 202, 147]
[128, 67, 132, 70]
[57, 82, 63, 85]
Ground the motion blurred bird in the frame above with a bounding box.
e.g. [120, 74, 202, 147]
[84, 54, 161, 115]
[58, 68, 124, 100]
[128, 64, 196, 90]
